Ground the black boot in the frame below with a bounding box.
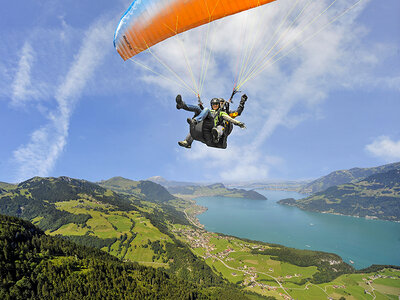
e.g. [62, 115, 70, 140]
[212, 128, 219, 143]
[178, 140, 191, 148]
[176, 95, 184, 109]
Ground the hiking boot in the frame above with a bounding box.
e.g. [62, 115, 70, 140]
[212, 127, 219, 143]
[187, 118, 197, 126]
[176, 94, 184, 109]
[178, 141, 191, 148]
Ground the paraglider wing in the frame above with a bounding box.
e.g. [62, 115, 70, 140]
[114, 0, 276, 61]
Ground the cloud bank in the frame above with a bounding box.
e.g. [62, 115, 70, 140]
[366, 136, 400, 162]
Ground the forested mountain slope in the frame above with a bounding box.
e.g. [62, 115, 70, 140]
[299, 162, 400, 194]
[0, 214, 253, 299]
[280, 169, 400, 221]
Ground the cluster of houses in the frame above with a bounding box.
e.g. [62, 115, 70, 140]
[215, 247, 235, 259]
[362, 273, 398, 284]
[173, 227, 214, 251]
[278, 292, 295, 300]
[332, 284, 346, 289]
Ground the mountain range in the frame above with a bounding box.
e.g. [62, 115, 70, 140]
[299, 162, 400, 194]
[1, 175, 399, 299]
[147, 176, 200, 188]
[279, 168, 400, 221]
[166, 183, 267, 200]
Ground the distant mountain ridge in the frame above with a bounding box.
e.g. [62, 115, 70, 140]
[226, 180, 311, 192]
[300, 162, 400, 194]
[167, 183, 267, 200]
[147, 176, 200, 188]
[98, 176, 175, 202]
[279, 169, 400, 221]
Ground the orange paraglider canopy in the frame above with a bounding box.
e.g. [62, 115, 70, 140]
[114, 0, 276, 61]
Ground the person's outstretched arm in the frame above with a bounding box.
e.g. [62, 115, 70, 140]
[221, 112, 246, 128]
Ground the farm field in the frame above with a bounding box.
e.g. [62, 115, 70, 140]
[50, 199, 172, 265]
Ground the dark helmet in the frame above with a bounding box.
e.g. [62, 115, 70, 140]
[210, 98, 220, 106]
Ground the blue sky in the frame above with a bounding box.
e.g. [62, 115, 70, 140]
[0, 0, 399, 184]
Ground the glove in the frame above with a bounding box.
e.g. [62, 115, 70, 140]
[241, 94, 248, 102]
[238, 122, 246, 129]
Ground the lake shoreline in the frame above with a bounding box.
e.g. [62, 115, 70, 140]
[190, 190, 400, 269]
[278, 201, 400, 223]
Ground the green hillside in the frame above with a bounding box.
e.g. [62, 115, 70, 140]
[98, 176, 175, 202]
[300, 162, 400, 194]
[279, 169, 400, 221]
[168, 183, 267, 200]
[0, 213, 254, 300]
[0, 181, 16, 191]
[0, 176, 264, 298]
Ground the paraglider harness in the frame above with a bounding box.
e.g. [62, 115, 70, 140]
[189, 91, 239, 149]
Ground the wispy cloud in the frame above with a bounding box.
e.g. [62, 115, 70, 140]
[12, 19, 114, 182]
[365, 136, 400, 161]
[11, 42, 37, 107]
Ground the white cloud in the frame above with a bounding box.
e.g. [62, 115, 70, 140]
[11, 42, 37, 107]
[365, 136, 400, 161]
[12, 19, 114, 182]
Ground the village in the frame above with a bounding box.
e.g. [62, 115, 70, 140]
[172, 226, 305, 299]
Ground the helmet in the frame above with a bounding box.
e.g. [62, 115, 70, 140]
[210, 98, 220, 106]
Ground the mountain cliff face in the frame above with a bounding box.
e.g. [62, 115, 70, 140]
[299, 162, 400, 194]
[279, 169, 400, 221]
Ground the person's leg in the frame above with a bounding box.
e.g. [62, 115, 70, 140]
[176, 95, 201, 115]
[185, 104, 202, 115]
[194, 108, 210, 122]
[186, 133, 194, 146]
[178, 133, 193, 148]
[212, 125, 224, 143]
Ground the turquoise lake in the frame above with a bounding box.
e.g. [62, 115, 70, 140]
[195, 190, 400, 269]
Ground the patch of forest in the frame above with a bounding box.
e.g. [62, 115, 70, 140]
[0, 214, 264, 300]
